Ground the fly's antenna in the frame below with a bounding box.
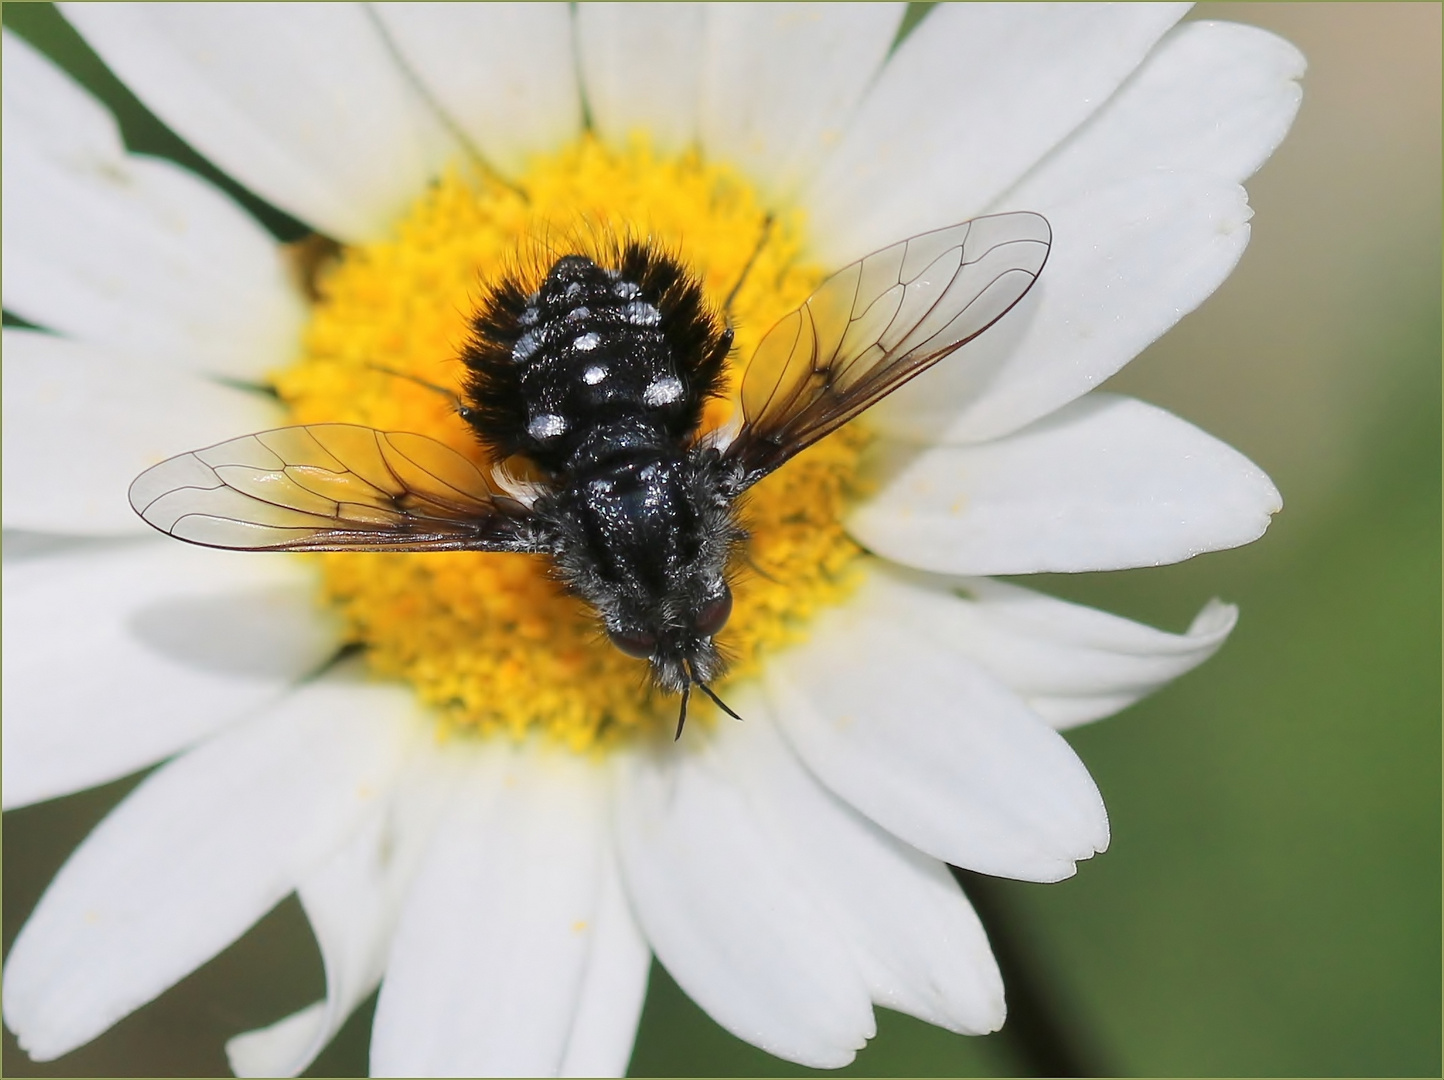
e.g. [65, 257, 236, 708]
[722, 213, 774, 318]
[675, 683, 691, 741]
[675, 667, 743, 741]
[367, 363, 477, 422]
[696, 680, 743, 722]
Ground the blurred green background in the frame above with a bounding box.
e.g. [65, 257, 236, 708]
[4, 3, 1439, 1076]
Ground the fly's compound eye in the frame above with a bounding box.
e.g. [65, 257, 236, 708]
[608, 627, 657, 659]
[695, 585, 733, 638]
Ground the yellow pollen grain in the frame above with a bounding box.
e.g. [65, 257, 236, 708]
[275, 136, 868, 750]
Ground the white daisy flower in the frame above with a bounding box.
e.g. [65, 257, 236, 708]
[2, 3, 1302, 1076]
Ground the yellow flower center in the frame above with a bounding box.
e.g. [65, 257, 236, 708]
[274, 137, 867, 749]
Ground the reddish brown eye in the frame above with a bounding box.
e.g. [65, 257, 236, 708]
[695, 586, 733, 638]
[608, 627, 657, 659]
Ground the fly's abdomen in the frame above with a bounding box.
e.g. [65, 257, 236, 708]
[461, 242, 731, 475]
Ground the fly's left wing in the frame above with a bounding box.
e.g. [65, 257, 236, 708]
[722, 212, 1050, 489]
[129, 424, 538, 552]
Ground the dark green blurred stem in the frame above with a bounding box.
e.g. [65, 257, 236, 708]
[951, 868, 1109, 1078]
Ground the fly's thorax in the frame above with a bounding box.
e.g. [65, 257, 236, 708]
[461, 242, 729, 474]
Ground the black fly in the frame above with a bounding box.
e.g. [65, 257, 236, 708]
[129, 214, 1051, 738]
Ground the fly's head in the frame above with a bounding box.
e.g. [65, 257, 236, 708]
[607, 574, 734, 696]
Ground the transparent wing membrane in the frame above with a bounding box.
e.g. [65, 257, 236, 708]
[130, 424, 536, 552]
[726, 212, 1050, 486]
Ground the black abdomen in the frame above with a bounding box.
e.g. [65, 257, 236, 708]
[462, 242, 731, 475]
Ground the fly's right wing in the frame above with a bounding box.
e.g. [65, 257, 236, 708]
[722, 212, 1051, 489]
[129, 424, 539, 552]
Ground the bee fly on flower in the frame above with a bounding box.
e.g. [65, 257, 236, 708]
[130, 213, 1051, 738]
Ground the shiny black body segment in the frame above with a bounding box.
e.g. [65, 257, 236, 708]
[461, 244, 741, 700]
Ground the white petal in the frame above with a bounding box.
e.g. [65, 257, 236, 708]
[225, 1005, 326, 1080]
[1003, 20, 1306, 209]
[851, 393, 1282, 575]
[1, 33, 306, 378]
[862, 568, 1239, 730]
[59, 3, 457, 242]
[614, 742, 875, 1068]
[576, 3, 704, 157]
[370, 742, 610, 1078]
[708, 693, 1005, 1035]
[804, 2, 1190, 264]
[2, 331, 284, 535]
[227, 740, 461, 1078]
[765, 578, 1109, 882]
[0, 28, 116, 164]
[2, 541, 340, 810]
[873, 174, 1253, 443]
[2, 665, 418, 1061]
[557, 836, 651, 1079]
[374, 3, 582, 179]
[698, 3, 905, 204]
